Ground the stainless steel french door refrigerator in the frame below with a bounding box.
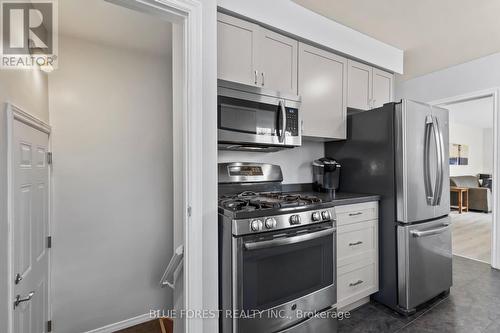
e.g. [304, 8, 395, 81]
[326, 99, 452, 314]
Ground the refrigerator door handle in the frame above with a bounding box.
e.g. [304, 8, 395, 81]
[424, 115, 434, 205]
[432, 116, 445, 206]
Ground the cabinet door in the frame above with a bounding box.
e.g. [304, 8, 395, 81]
[347, 60, 373, 110]
[372, 68, 394, 108]
[298, 43, 347, 139]
[258, 27, 298, 94]
[217, 13, 259, 86]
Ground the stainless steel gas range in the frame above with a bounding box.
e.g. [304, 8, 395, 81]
[218, 162, 337, 333]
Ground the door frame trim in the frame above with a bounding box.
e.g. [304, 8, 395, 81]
[106, 1, 206, 332]
[430, 88, 500, 269]
[6, 103, 52, 333]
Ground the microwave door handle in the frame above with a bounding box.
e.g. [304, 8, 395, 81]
[278, 100, 286, 143]
[244, 228, 335, 251]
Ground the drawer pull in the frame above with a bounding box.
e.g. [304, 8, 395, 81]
[349, 241, 363, 246]
[349, 280, 364, 287]
[349, 212, 363, 217]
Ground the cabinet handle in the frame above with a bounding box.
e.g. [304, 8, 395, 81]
[254, 70, 258, 85]
[349, 241, 363, 246]
[349, 280, 364, 287]
[349, 212, 363, 217]
[261, 72, 265, 86]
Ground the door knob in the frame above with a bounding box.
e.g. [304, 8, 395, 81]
[14, 291, 35, 309]
[14, 273, 23, 285]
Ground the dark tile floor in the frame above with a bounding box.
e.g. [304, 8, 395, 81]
[338, 256, 500, 333]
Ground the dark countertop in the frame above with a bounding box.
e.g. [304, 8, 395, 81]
[290, 191, 380, 208]
[282, 183, 380, 207]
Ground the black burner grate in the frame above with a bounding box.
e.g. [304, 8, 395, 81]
[220, 191, 322, 212]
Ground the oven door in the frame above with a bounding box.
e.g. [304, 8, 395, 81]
[233, 223, 336, 333]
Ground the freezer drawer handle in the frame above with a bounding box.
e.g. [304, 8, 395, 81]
[410, 224, 449, 238]
[349, 241, 363, 246]
[349, 212, 363, 217]
[349, 280, 364, 287]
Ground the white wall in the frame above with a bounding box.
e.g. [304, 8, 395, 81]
[218, 140, 325, 184]
[49, 36, 173, 333]
[484, 128, 494, 174]
[217, 0, 403, 73]
[396, 51, 500, 102]
[0, 68, 49, 333]
[449, 123, 486, 177]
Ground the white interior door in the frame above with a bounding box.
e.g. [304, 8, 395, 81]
[11, 117, 50, 333]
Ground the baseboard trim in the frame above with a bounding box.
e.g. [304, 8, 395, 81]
[84, 313, 152, 333]
[453, 253, 491, 265]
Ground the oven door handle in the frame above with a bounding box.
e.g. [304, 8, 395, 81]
[244, 228, 335, 251]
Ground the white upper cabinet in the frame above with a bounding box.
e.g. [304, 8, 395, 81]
[347, 60, 373, 110]
[258, 28, 298, 94]
[217, 13, 259, 86]
[348, 59, 394, 110]
[217, 13, 298, 94]
[299, 43, 347, 139]
[217, 12, 395, 139]
[372, 68, 394, 108]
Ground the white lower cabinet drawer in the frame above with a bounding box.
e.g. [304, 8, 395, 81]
[337, 220, 376, 265]
[337, 260, 378, 308]
[335, 202, 378, 226]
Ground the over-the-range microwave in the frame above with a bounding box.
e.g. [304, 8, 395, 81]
[217, 79, 302, 152]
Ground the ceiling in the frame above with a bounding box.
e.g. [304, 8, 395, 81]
[446, 97, 494, 129]
[58, 0, 172, 56]
[292, 0, 500, 80]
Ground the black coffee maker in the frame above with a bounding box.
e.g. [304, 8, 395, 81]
[313, 157, 341, 196]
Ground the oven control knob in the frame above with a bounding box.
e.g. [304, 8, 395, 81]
[250, 219, 263, 232]
[312, 211, 321, 222]
[321, 210, 331, 220]
[289, 215, 301, 225]
[265, 218, 277, 229]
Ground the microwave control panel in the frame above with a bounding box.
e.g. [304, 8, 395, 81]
[285, 108, 299, 136]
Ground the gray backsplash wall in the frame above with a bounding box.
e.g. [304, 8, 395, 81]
[218, 140, 325, 184]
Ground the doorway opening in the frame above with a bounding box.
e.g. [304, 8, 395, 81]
[432, 90, 499, 268]
[5, 0, 207, 332]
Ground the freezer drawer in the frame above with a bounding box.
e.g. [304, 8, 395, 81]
[397, 217, 452, 311]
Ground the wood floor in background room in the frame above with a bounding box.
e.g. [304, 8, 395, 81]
[115, 320, 161, 333]
[451, 211, 492, 263]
